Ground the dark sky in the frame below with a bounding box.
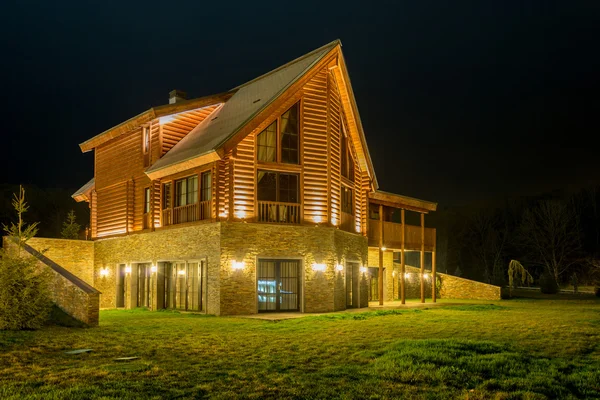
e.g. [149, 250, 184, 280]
[1, 1, 599, 207]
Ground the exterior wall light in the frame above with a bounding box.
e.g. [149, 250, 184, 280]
[219, 212, 228, 218]
[331, 217, 338, 226]
[359, 266, 367, 273]
[125, 266, 131, 274]
[381, 247, 387, 251]
[313, 216, 323, 224]
[231, 260, 245, 270]
[355, 225, 361, 233]
[423, 273, 429, 279]
[235, 210, 246, 219]
[392, 271, 396, 277]
[336, 264, 344, 272]
[151, 265, 157, 273]
[100, 268, 109, 277]
[404, 272, 411, 279]
[177, 269, 186, 276]
[312, 263, 326, 272]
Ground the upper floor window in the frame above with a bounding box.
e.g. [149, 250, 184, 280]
[257, 103, 299, 165]
[341, 121, 355, 181]
[163, 182, 171, 209]
[143, 126, 151, 167]
[144, 187, 151, 213]
[201, 171, 212, 202]
[175, 175, 198, 207]
[341, 186, 354, 215]
[257, 171, 299, 203]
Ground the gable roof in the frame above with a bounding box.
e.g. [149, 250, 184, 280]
[146, 40, 340, 176]
[72, 178, 95, 202]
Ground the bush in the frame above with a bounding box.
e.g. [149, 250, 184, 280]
[0, 251, 52, 330]
[539, 273, 559, 294]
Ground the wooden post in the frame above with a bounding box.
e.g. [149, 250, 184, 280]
[420, 213, 425, 303]
[400, 208, 406, 304]
[432, 228, 437, 303]
[378, 204, 384, 306]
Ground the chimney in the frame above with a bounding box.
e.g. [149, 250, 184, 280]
[169, 89, 187, 104]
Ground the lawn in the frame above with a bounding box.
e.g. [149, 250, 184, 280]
[1, 296, 599, 399]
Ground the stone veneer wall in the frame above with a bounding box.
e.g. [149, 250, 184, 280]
[92, 223, 221, 313]
[366, 248, 395, 301]
[27, 237, 95, 285]
[219, 222, 368, 315]
[2, 238, 100, 326]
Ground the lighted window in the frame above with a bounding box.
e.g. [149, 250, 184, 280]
[341, 119, 355, 181]
[144, 187, 151, 213]
[201, 171, 212, 201]
[143, 127, 150, 154]
[256, 102, 299, 165]
[342, 186, 354, 215]
[162, 183, 171, 209]
[175, 175, 198, 207]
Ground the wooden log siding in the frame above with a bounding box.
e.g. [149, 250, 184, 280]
[152, 180, 160, 228]
[361, 171, 370, 235]
[160, 106, 218, 155]
[95, 129, 143, 190]
[327, 71, 342, 227]
[233, 131, 255, 219]
[90, 190, 97, 238]
[302, 68, 329, 223]
[217, 152, 233, 219]
[150, 120, 161, 165]
[96, 182, 131, 237]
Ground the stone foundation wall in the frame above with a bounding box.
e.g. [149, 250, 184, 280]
[27, 237, 95, 285]
[437, 271, 501, 300]
[366, 248, 395, 301]
[219, 223, 368, 315]
[93, 223, 221, 313]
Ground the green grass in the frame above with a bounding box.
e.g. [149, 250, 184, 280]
[1, 298, 600, 399]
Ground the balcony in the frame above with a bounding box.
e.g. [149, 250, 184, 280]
[257, 201, 301, 224]
[162, 200, 212, 226]
[368, 219, 435, 251]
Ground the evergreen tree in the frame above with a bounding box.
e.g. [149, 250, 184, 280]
[61, 210, 81, 239]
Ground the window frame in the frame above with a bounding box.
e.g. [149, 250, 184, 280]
[257, 170, 300, 204]
[256, 101, 301, 166]
[340, 118, 356, 182]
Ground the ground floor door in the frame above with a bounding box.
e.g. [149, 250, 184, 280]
[161, 261, 206, 312]
[257, 259, 300, 312]
[368, 267, 380, 301]
[116, 264, 126, 308]
[346, 262, 359, 308]
[137, 263, 152, 307]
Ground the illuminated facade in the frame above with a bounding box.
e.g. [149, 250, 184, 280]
[72, 40, 438, 315]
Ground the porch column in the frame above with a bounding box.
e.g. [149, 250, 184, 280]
[432, 228, 437, 303]
[400, 208, 406, 304]
[420, 213, 425, 303]
[378, 204, 384, 306]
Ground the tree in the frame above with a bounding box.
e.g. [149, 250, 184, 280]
[518, 199, 581, 286]
[0, 186, 51, 330]
[507, 260, 533, 297]
[61, 210, 81, 239]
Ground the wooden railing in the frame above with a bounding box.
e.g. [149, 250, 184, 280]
[340, 211, 355, 233]
[368, 220, 435, 251]
[257, 201, 300, 224]
[162, 200, 212, 226]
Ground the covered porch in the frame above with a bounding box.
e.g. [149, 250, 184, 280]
[367, 190, 438, 305]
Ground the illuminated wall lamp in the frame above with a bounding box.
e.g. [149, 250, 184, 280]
[312, 263, 326, 272]
[381, 247, 387, 251]
[313, 216, 323, 224]
[151, 265, 157, 273]
[99, 268, 109, 277]
[124, 266, 132, 274]
[231, 260, 245, 270]
[405, 272, 411, 279]
[336, 264, 344, 272]
[177, 269, 186, 276]
[359, 266, 367, 273]
[423, 273, 429, 279]
[235, 210, 246, 219]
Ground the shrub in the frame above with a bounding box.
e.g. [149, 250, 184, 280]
[0, 251, 52, 330]
[539, 273, 559, 294]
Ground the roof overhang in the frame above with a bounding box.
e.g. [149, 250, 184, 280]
[369, 190, 437, 213]
[78, 92, 233, 153]
[145, 150, 221, 181]
[72, 178, 95, 202]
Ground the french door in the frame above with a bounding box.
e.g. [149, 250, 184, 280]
[257, 259, 300, 312]
[162, 261, 205, 311]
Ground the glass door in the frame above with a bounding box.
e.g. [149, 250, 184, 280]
[346, 263, 354, 308]
[258, 259, 300, 312]
[116, 264, 126, 308]
[137, 263, 151, 307]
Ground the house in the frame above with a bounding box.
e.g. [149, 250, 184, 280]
[62, 40, 495, 317]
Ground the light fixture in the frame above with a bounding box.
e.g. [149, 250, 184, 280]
[423, 273, 429, 279]
[235, 210, 246, 219]
[231, 260, 245, 270]
[177, 269, 186, 276]
[355, 225, 361, 233]
[313, 215, 323, 224]
[392, 271, 396, 277]
[99, 268, 109, 277]
[331, 217, 338, 226]
[219, 212, 228, 218]
[124, 266, 131, 274]
[405, 272, 410, 279]
[151, 265, 157, 273]
[336, 264, 344, 272]
[381, 247, 387, 251]
[360, 266, 367, 273]
[312, 263, 326, 272]
[158, 115, 175, 125]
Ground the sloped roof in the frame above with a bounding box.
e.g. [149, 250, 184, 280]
[72, 178, 95, 202]
[146, 40, 340, 175]
[369, 190, 437, 213]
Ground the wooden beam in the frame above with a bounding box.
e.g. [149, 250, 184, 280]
[378, 204, 384, 306]
[420, 213, 425, 303]
[432, 228, 437, 303]
[400, 208, 406, 305]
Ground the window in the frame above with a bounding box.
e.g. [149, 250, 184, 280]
[342, 186, 353, 215]
[144, 187, 151, 213]
[341, 120, 355, 181]
[257, 171, 299, 203]
[256, 102, 299, 164]
[143, 127, 150, 154]
[163, 183, 171, 209]
[201, 171, 212, 202]
[175, 175, 198, 207]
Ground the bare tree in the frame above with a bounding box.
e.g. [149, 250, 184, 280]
[465, 209, 508, 284]
[519, 199, 581, 286]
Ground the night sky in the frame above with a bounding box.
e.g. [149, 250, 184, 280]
[1, 1, 599, 207]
